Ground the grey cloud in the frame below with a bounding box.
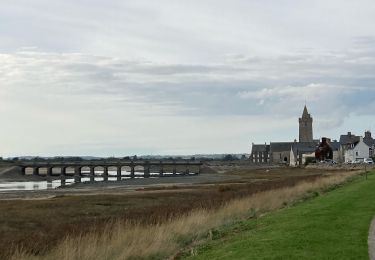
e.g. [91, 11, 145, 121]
[2, 45, 375, 120]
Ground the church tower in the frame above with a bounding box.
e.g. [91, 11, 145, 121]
[299, 106, 313, 143]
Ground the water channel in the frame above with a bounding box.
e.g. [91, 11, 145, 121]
[0, 169, 193, 192]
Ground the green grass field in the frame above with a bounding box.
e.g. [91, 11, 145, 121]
[185, 172, 375, 260]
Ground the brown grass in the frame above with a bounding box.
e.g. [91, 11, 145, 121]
[11, 170, 361, 260]
[0, 170, 324, 259]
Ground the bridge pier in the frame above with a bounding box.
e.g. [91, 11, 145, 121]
[74, 167, 81, 183]
[117, 166, 121, 181]
[90, 166, 95, 182]
[46, 167, 53, 182]
[130, 166, 135, 178]
[173, 164, 177, 175]
[103, 167, 108, 181]
[47, 167, 53, 177]
[144, 162, 150, 178]
[74, 175, 81, 183]
[33, 167, 39, 176]
[61, 167, 66, 176]
[159, 167, 164, 177]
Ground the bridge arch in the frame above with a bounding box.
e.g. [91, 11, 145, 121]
[80, 166, 91, 175]
[94, 166, 104, 176]
[121, 166, 132, 176]
[24, 167, 35, 175]
[65, 166, 76, 175]
[134, 165, 145, 176]
[107, 166, 118, 176]
[37, 167, 48, 176]
[51, 167, 63, 175]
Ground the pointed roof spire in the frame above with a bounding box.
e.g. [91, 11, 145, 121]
[302, 105, 309, 117]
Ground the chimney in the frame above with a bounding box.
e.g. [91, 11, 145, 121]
[348, 132, 352, 137]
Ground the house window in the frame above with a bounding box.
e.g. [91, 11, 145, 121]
[356, 152, 359, 156]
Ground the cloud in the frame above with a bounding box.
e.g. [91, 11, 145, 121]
[1, 0, 375, 155]
[1, 47, 375, 151]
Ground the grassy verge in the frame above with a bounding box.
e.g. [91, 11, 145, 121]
[11, 171, 361, 259]
[184, 172, 375, 259]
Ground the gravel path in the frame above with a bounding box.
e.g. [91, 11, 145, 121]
[369, 216, 375, 260]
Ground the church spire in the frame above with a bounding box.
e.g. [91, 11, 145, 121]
[299, 105, 313, 143]
[302, 105, 309, 118]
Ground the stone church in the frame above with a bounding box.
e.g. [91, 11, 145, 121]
[250, 106, 317, 165]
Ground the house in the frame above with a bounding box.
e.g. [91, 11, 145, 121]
[343, 137, 371, 162]
[249, 143, 270, 163]
[363, 131, 374, 158]
[330, 140, 341, 162]
[339, 131, 374, 162]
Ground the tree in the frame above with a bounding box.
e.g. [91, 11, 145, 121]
[223, 154, 236, 161]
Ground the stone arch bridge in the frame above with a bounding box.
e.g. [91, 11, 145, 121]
[18, 160, 202, 183]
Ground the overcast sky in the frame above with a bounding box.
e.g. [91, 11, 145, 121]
[1, 0, 375, 157]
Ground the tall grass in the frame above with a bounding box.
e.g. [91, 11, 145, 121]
[13, 171, 361, 260]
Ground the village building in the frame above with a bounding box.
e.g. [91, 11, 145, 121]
[270, 142, 294, 164]
[250, 106, 374, 165]
[250, 106, 316, 165]
[330, 140, 341, 162]
[339, 131, 374, 163]
[250, 143, 270, 163]
[344, 137, 371, 163]
[290, 142, 317, 166]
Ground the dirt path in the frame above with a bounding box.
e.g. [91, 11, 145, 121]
[369, 216, 375, 259]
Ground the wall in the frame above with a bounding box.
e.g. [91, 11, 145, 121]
[271, 151, 290, 164]
[344, 140, 370, 162]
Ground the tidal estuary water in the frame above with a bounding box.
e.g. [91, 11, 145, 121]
[0, 170, 188, 192]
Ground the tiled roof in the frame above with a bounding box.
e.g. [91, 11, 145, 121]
[291, 142, 317, 154]
[330, 141, 340, 151]
[363, 138, 375, 147]
[339, 133, 360, 145]
[251, 144, 270, 153]
[270, 142, 294, 152]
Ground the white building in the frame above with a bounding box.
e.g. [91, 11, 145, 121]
[344, 137, 371, 162]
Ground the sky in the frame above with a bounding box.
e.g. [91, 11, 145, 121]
[1, 0, 375, 157]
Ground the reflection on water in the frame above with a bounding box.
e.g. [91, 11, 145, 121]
[0, 170, 196, 192]
[0, 179, 74, 192]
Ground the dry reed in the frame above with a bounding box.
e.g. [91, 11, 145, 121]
[13, 171, 360, 260]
